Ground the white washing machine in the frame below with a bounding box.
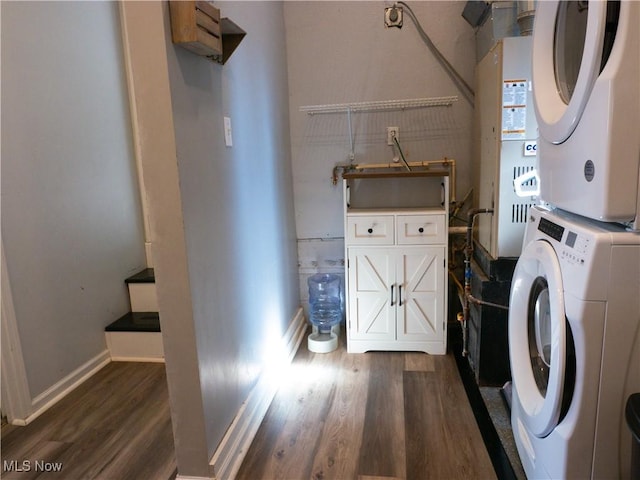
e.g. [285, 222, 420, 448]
[509, 205, 640, 479]
[532, 0, 640, 225]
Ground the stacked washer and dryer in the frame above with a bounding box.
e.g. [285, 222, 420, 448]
[508, 1, 640, 479]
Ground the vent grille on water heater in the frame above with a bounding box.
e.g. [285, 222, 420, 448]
[511, 165, 537, 224]
[512, 203, 531, 223]
[513, 165, 537, 187]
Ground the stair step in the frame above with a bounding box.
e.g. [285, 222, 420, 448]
[106, 312, 160, 332]
[107, 269, 161, 361]
[125, 268, 155, 284]
[105, 312, 163, 362]
[125, 268, 158, 312]
[128, 284, 158, 312]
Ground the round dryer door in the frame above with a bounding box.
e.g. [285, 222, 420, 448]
[533, 1, 617, 144]
[509, 239, 567, 437]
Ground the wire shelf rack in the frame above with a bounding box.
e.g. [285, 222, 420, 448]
[299, 96, 458, 115]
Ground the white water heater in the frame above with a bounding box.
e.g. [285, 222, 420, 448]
[475, 36, 538, 258]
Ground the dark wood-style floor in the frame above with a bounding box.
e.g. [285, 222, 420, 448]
[1, 362, 176, 480]
[237, 336, 496, 480]
[1, 338, 497, 480]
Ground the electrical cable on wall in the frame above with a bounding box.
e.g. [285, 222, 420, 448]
[397, 1, 475, 107]
[392, 136, 412, 172]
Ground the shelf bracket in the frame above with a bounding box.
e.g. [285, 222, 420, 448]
[347, 107, 355, 162]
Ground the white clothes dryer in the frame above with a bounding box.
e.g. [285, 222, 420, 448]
[532, 1, 640, 225]
[509, 206, 640, 479]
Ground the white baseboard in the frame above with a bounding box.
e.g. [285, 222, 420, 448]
[209, 307, 306, 480]
[110, 356, 165, 363]
[21, 350, 112, 426]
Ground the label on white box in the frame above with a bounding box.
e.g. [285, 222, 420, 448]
[224, 116, 233, 147]
[523, 140, 537, 156]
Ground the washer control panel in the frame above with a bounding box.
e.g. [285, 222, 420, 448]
[560, 237, 588, 265]
[537, 217, 590, 265]
[561, 230, 590, 265]
[538, 217, 564, 242]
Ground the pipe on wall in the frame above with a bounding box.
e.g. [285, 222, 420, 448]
[460, 208, 494, 357]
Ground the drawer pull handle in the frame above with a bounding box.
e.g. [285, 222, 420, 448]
[390, 284, 395, 306]
[367, 228, 373, 234]
[418, 227, 424, 233]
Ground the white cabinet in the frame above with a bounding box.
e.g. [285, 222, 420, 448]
[348, 245, 445, 346]
[343, 172, 449, 354]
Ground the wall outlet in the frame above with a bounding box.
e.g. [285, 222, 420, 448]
[387, 126, 399, 146]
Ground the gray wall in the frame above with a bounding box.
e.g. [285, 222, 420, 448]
[284, 1, 476, 302]
[1, 1, 146, 399]
[2, 1, 473, 474]
[163, 0, 299, 466]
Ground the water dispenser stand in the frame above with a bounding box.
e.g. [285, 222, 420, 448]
[308, 323, 340, 353]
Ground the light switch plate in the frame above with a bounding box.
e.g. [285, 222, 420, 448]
[224, 116, 233, 147]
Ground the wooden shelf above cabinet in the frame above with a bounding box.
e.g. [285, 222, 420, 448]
[342, 170, 450, 179]
[168, 1, 246, 65]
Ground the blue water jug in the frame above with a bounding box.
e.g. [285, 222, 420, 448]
[307, 274, 341, 332]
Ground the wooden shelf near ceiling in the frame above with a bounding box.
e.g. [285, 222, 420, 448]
[168, 1, 246, 65]
[342, 170, 450, 179]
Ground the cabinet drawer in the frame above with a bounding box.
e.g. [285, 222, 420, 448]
[346, 215, 394, 245]
[397, 214, 446, 245]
